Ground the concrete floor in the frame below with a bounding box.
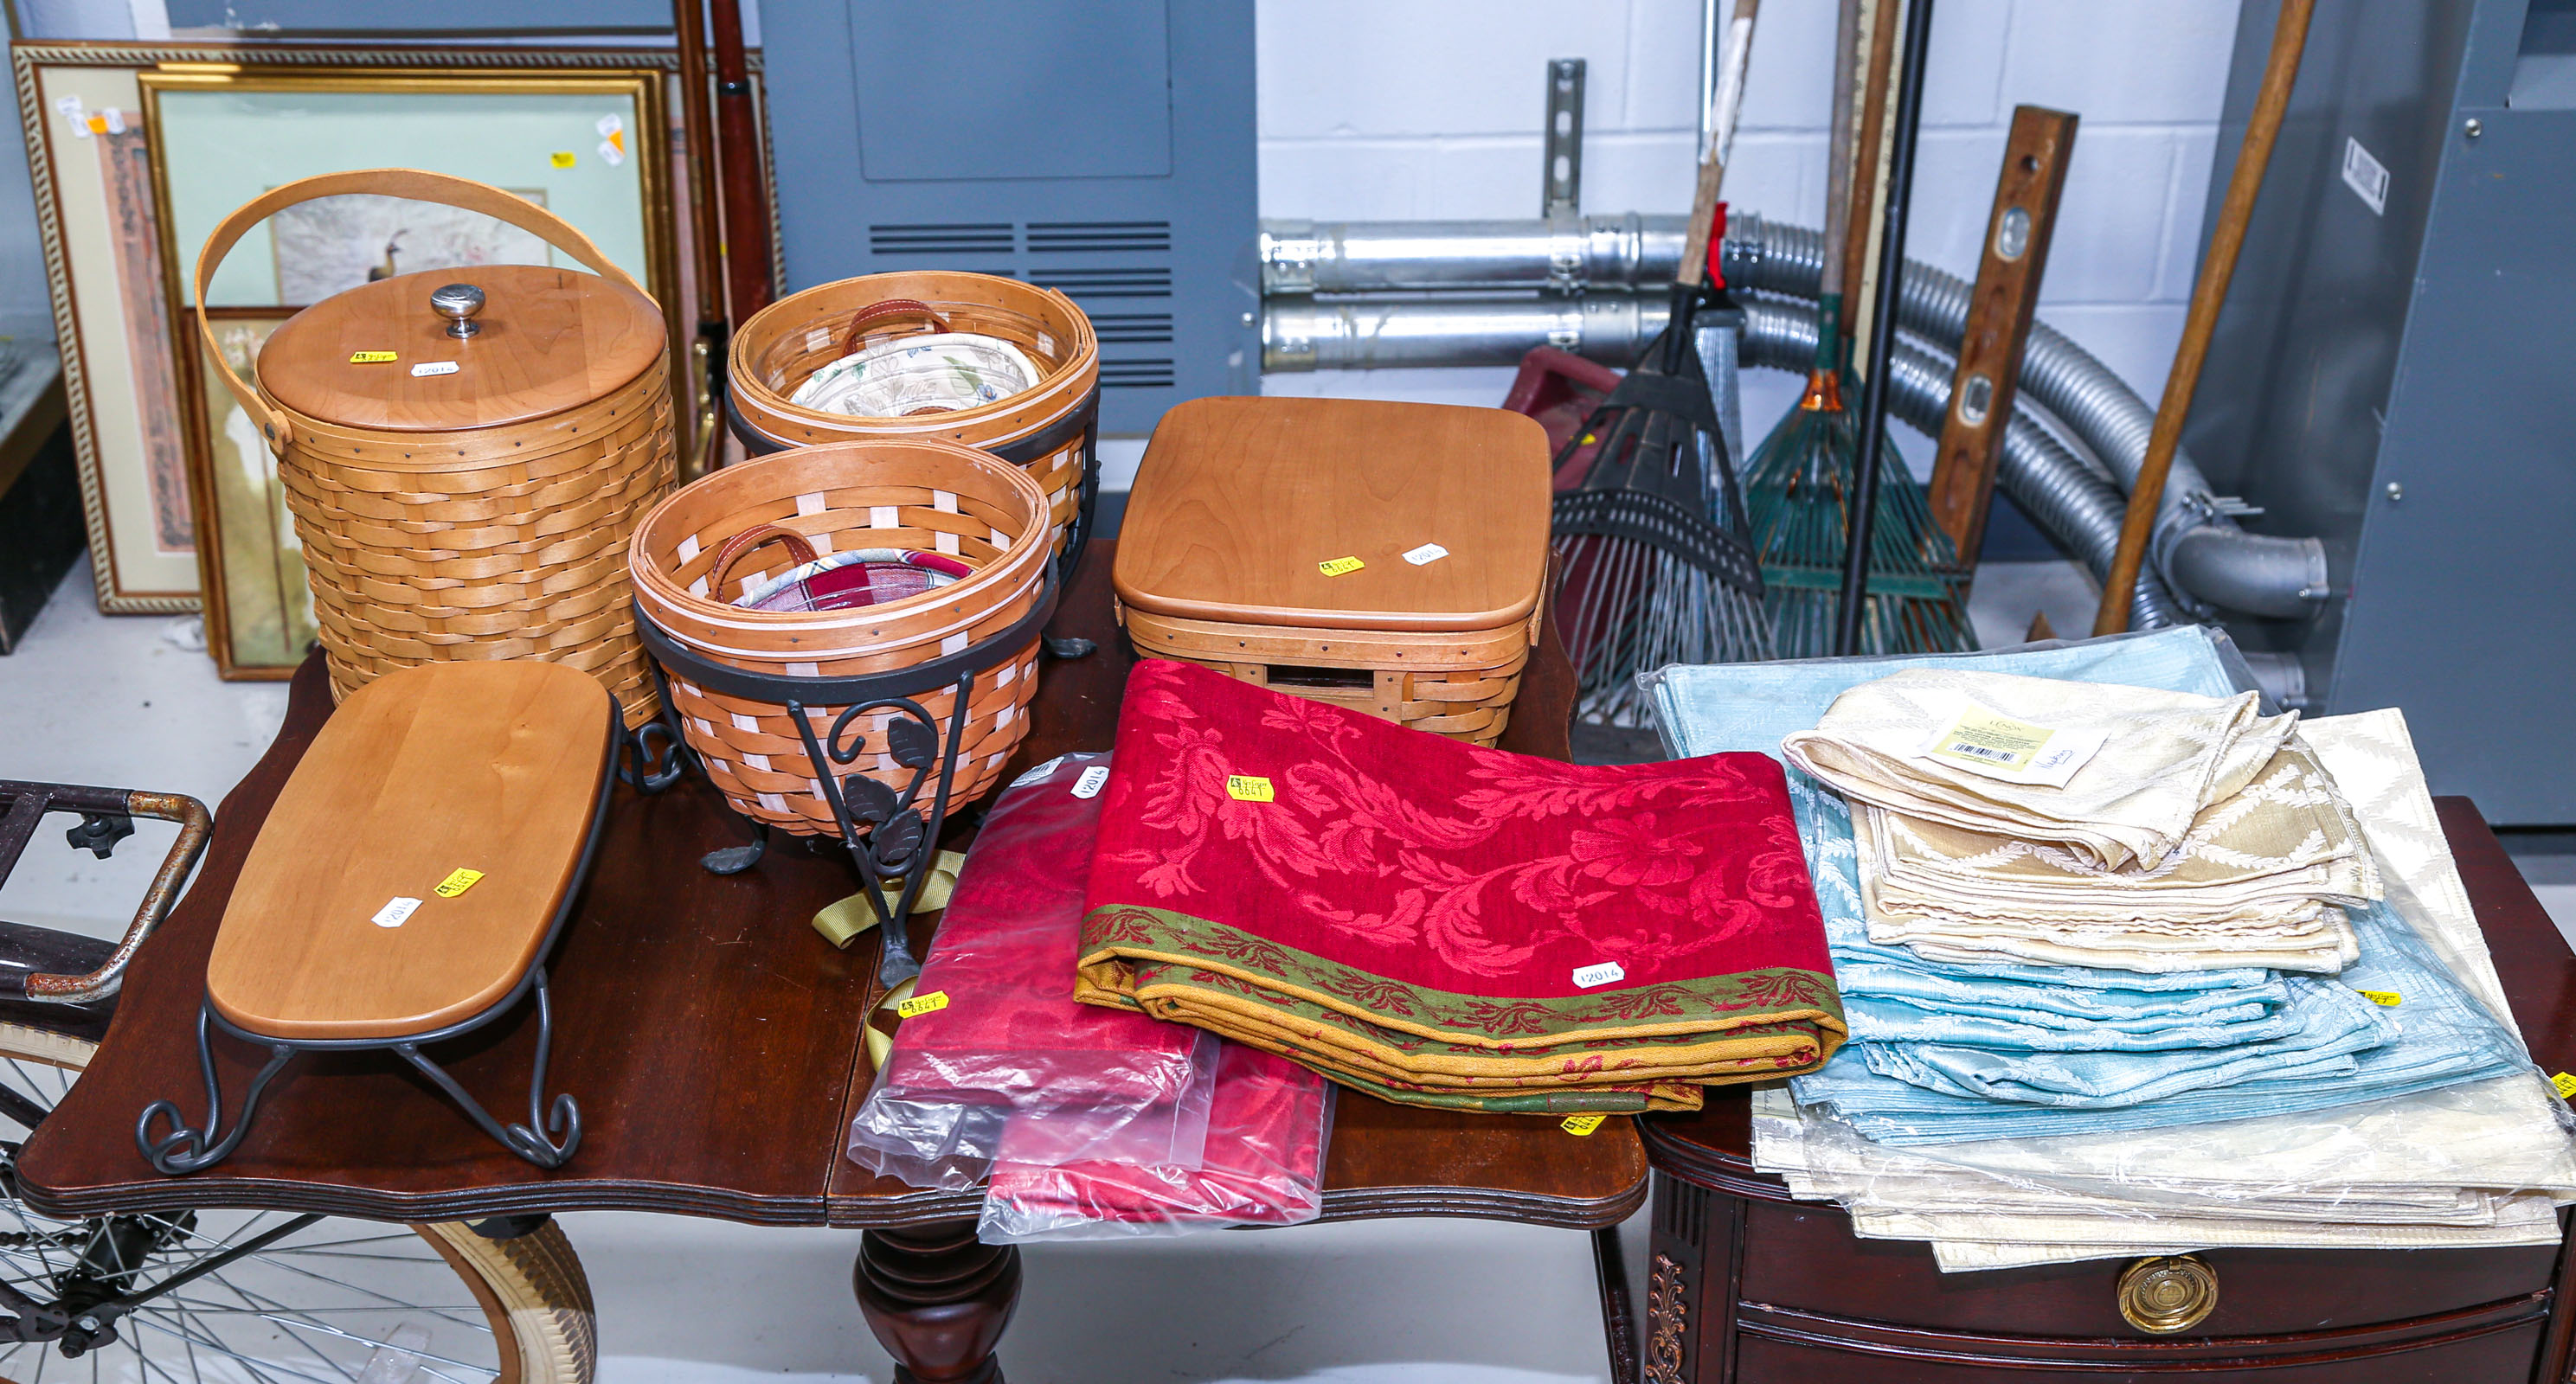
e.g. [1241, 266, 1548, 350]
[3, 555, 2570, 1382]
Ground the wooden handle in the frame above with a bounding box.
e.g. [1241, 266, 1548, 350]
[1818, 0, 1865, 299]
[1928, 105, 2078, 565]
[707, 523, 819, 599]
[838, 298, 953, 356]
[1840, 0, 1905, 364]
[195, 168, 652, 454]
[2094, 0, 2312, 635]
[1677, 0, 1760, 290]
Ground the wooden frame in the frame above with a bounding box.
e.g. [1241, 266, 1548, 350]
[12, 42, 777, 621]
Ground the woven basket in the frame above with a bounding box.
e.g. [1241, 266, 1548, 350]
[1120, 601, 1542, 746]
[196, 169, 673, 727]
[728, 272, 1098, 563]
[630, 439, 1053, 834]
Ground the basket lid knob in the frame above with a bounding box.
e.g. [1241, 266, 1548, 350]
[430, 283, 486, 339]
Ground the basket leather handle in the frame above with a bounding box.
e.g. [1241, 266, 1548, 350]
[196, 168, 654, 453]
[838, 298, 951, 356]
[706, 523, 819, 601]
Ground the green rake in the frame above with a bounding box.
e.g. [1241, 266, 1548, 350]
[1742, 0, 1972, 658]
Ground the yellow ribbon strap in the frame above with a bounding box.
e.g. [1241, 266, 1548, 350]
[810, 849, 967, 949]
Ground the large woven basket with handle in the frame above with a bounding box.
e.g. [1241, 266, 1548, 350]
[728, 272, 1099, 567]
[199, 169, 674, 727]
[629, 438, 1053, 835]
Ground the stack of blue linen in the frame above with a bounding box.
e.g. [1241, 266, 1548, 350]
[1647, 628, 2529, 1146]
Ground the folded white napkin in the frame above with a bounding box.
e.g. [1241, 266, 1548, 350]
[1782, 669, 2298, 872]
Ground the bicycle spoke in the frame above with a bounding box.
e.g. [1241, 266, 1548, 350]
[246, 1316, 496, 1378]
[194, 1247, 492, 1334]
[129, 1311, 344, 1384]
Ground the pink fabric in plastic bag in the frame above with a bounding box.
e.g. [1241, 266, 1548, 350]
[847, 753, 1209, 1189]
[977, 1041, 1335, 1242]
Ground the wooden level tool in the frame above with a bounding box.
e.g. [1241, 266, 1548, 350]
[1928, 104, 2079, 566]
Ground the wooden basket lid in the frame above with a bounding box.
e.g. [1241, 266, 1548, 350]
[259, 265, 664, 434]
[205, 660, 613, 1041]
[1113, 396, 1552, 633]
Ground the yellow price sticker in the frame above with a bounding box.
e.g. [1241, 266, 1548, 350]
[2554, 1072, 2576, 1100]
[2355, 989, 2403, 1007]
[896, 990, 950, 1020]
[434, 868, 484, 898]
[1224, 775, 1275, 803]
[1317, 556, 1366, 577]
[1560, 1114, 1606, 1136]
[549, 151, 578, 169]
[348, 350, 398, 364]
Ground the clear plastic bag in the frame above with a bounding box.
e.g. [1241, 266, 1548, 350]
[977, 1041, 1336, 1243]
[846, 753, 1210, 1189]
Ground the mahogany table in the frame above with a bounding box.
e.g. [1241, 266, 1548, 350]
[18, 541, 1648, 1383]
[1636, 798, 2576, 1384]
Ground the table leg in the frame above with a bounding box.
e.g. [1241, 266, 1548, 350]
[854, 1220, 1020, 1384]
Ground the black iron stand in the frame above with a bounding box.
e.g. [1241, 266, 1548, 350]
[132, 705, 618, 1176]
[137, 969, 581, 1174]
[630, 571, 1061, 988]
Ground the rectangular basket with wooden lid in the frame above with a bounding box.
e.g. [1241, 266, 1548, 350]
[1112, 396, 1552, 746]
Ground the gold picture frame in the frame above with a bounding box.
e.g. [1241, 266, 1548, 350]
[14, 42, 772, 624]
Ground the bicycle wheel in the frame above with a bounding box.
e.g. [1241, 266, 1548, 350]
[0, 1027, 597, 1384]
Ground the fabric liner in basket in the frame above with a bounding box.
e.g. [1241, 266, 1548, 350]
[630, 438, 1054, 834]
[729, 275, 1099, 563]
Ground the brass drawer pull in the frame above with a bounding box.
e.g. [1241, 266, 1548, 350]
[2118, 1255, 2218, 1333]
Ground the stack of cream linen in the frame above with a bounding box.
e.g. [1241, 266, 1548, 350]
[1781, 670, 2373, 975]
[1750, 708, 2576, 1270]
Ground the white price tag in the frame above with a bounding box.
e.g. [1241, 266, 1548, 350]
[410, 362, 459, 378]
[1572, 961, 1626, 989]
[371, 896, 422, 929]
[1402, 542, 1450, 566]
[1072, 764, 1111, 799]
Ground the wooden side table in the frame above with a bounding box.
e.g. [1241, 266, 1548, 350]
[1638, 798, 2576, 1383]
[18, 541, 1648, 1383]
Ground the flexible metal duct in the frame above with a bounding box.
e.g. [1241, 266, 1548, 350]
[1256, 213, 2328, 621]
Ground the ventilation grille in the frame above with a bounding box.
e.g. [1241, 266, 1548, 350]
[1090, 313, 1175, 344]
[1100, 357, 1177, 388]
[1026, 220, 1172, 253]
[1029, 266, 1172, 298]
[867, 223, 1013, 256]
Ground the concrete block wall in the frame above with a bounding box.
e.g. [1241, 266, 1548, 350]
[1253, 0, 2244, 458]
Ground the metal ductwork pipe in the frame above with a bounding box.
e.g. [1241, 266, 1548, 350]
[1256, 212, 2328, 625]
[1262, 215, 1687, 296]
[1262, 292, 1671, 371]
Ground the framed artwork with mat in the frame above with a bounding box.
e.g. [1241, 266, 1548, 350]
[12, 44, 722, 626]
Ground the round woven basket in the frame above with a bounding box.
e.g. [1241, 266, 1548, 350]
[197, 169, 673, 727]
[630, 438, 1053, 834]
[728, 272, 1099, 565]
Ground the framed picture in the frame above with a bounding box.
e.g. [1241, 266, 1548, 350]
[14, 43, 755, 625]
[137, 62, 677, 676]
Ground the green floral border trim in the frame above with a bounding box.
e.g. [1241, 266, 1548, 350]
[1140, 961, 1821, 1082]
[1082, 904, 1847, 1054]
